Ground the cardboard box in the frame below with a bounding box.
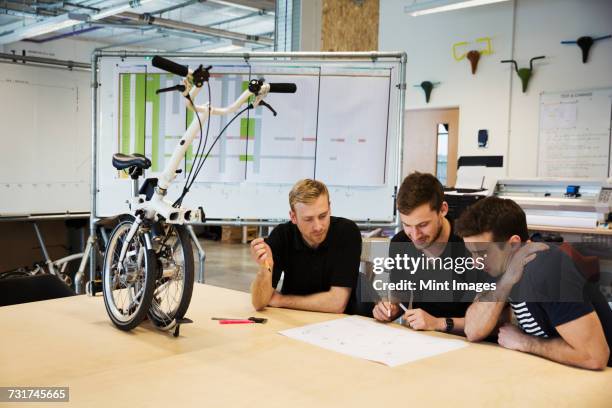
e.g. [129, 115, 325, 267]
[221, 226, 258, 243]
[360, 236, 390, 262]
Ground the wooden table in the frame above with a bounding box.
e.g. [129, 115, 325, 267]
[1, 284, 611, 407]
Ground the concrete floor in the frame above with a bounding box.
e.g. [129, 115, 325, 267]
[196, 239, 256, 293]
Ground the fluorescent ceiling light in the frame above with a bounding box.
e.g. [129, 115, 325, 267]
[405, 0, 510, 17]
[0, 0, 154, 44]
[0, 15, 80, 44]
[24, 19, 80, 37]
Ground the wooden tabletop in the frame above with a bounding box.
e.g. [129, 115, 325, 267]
[1, 284, 611, 407]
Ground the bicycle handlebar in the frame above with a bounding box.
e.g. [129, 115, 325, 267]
[150, 56, 297, 117]
[268, 83, 297, 93]
[151, 56, 297, 95]
[152, 56, 189, 77]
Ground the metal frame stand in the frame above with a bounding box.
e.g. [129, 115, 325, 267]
[90, 50, 407, 295]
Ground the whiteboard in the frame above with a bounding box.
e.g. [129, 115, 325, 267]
[96, 56, 404, 222]
[0, 62, 90, 216]
[537, 88, 612, 178]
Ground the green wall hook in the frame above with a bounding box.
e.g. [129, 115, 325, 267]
[501, 56, 545, 93]
[414, 81, 440, 103]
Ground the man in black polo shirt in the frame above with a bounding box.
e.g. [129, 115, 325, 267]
[456, 196, 611, 370]
[372, 172, 470, 335]
[250, 179, 361, 314]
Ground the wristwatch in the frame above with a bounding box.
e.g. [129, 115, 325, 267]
[444, 317, 454, 333]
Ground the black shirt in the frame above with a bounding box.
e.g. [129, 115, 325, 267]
[265, 216, 362, 313]
[509, 246, 612, 367]
[390, 219, 470, 318]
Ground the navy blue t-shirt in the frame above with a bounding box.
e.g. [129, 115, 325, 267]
[509, 247, 612, 367]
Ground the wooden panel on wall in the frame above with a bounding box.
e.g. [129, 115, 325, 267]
[321, 0, 379, 51]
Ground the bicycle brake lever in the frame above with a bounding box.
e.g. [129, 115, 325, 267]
[156, 84, 186, 94]
[258, 100, 277, 116]
[192, 65, 212, 87]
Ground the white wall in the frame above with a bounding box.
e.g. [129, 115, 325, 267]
[1, 37, 122, 215]
[508, 0, 612, 177]
[3, 37, 109, 63]
[0, 58, 92, 215]
[379, 0, 612, 180]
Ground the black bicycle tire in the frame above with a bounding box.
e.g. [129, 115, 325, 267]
[102, 219, 157, 331]
[148, 224, 195, 328]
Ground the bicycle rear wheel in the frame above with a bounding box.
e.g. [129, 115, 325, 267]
[102, 218, 157, 331]
[147, 223, 194, 329]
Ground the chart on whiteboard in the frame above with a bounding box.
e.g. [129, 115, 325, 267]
[538, 88, 612, 178]
[117, 65, 391, 186]
[118, 70, 318, 183]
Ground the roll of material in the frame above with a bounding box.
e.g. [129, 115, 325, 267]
[527, 214, 597, 229]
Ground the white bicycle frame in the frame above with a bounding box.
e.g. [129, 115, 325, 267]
[117, 72, 273, 265]
[32, 221, 82, 283]
[31, 221, 107, 292]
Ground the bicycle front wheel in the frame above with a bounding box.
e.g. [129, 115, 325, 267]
[102, 218, 157, 331]
[147, 223, 194, 329]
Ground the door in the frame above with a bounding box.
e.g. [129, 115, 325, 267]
[403, 108, 459, 187]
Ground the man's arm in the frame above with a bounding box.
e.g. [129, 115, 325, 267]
[250, 264, 275, 311]
[269, 286, 351, 314]
[402, 309, 467, 335]
[249, 238, 276, 311]
[498, 312, 610, 370]
[465, 243, 547, 341]
[464, 281, 513, 341]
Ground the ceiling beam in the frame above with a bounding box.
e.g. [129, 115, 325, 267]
[118, 11, 274, 46]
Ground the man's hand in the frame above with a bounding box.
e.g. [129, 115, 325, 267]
[403, 308, 442, 331]
[250, 237, 274, 270]
[373, 301, 399, 322]
[502, 242, 548, 285]
[497, 323, 530, 352]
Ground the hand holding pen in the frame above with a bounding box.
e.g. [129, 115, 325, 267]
[250, 237, 274, 273]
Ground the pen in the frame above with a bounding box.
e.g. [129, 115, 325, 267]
[408, 288, 414, 310]
[219, 320, 254, 324]
[398, 290, 414, 314]
[387, 286, 391, 318]
[212, 317, 267, 323]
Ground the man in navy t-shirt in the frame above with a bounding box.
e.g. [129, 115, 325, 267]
[455, 196, 611, 370]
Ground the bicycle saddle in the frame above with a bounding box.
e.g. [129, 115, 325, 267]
[112, 153, 151, 171]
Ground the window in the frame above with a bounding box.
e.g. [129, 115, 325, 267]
[436, 123, 448, 186]
[275, 0, 301, 51]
